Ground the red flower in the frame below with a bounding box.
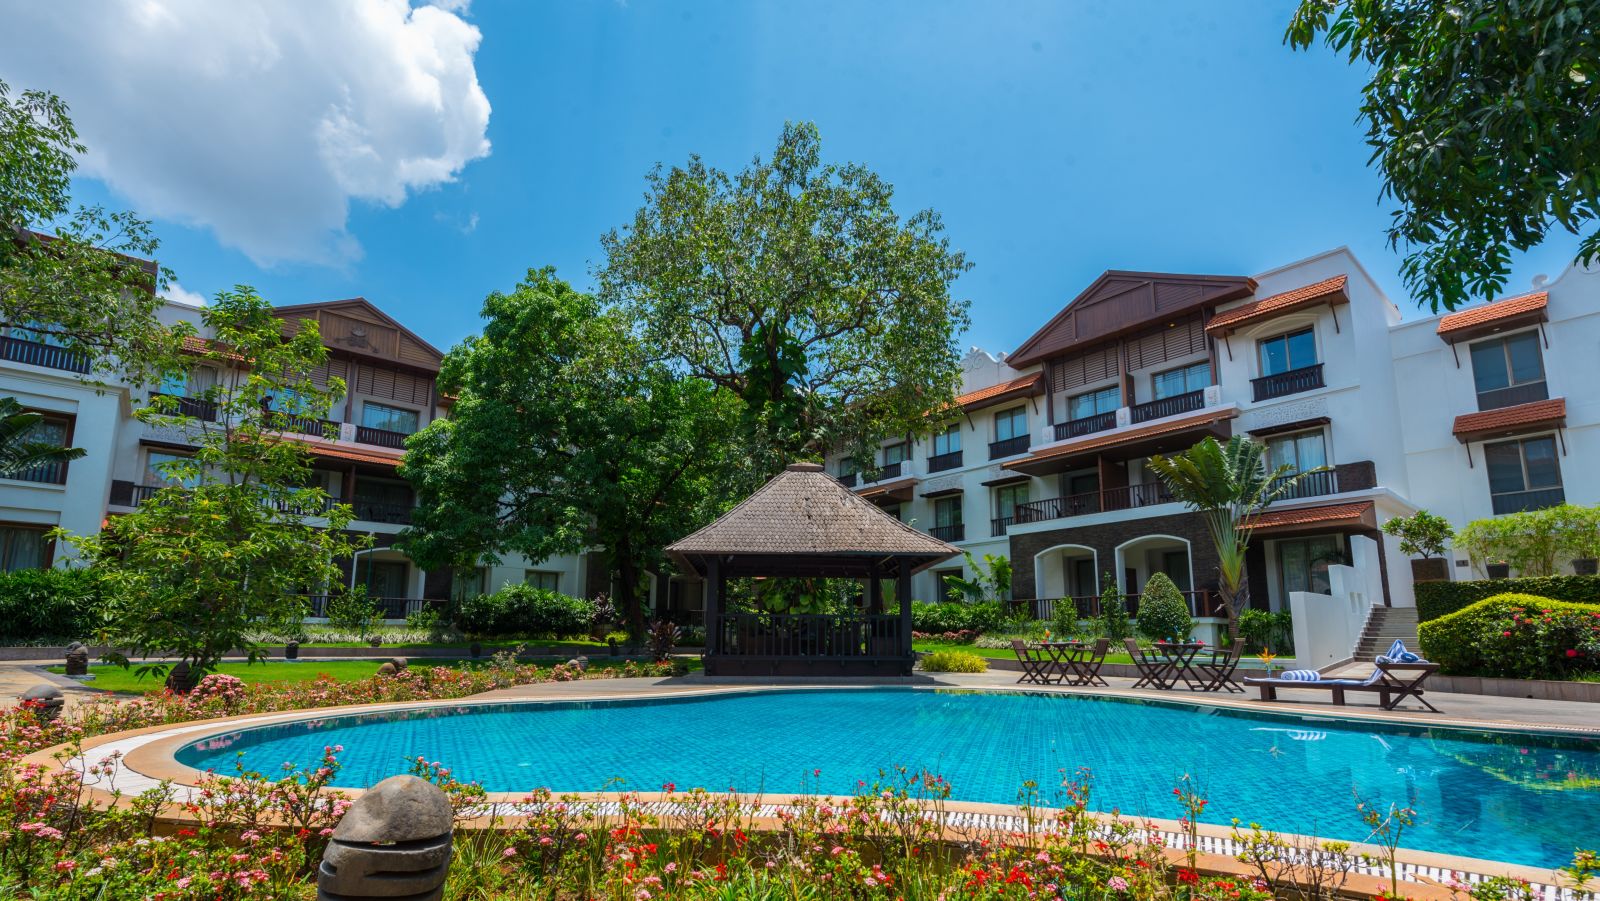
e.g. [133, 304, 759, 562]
[1566, 649, 1580, 658]
[1178, 868, 1201, 885]
[1503, 631, 1512, 637]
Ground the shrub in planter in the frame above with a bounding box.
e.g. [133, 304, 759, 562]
[454, 584, 595, 638]
[1415, 575, 1600, 622]
[1135, 573, 1192, 642]
[918, 649, 989, 673]
[1418, 593, 1600, 680]
[1381, 510, 1454, 582]
[0, 567, 103, 643]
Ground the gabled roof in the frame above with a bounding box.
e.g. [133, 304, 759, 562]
[1436, 291, 1548, 342]
[1009, 271, 1255, 366]
[954, 372, 1043, 411]
[1206, 275, 1349, 336]
[273, 297, 444, 372]
[1452, 398, 1566, 443]
[667, 463, 958, 569]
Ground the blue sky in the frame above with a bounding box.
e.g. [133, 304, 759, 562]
[29, 0, 1583, 356]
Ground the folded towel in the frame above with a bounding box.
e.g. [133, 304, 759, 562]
[1385, 638, 1423, 663]
[1280, 669, 1323, 681]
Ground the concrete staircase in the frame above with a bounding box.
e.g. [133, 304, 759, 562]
[1353, 605, 1419, 661]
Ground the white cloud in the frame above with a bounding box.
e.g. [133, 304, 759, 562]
[0, 0, 491, 267]
[162, 282, 208, 308]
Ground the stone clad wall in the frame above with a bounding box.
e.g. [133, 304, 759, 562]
[1007, 510, 1219, 600]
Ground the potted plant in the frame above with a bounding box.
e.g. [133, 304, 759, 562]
[1553, 504, 1600, 575]
[1381, 510, 1454, 582]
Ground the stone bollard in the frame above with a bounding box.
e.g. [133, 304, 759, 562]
[567, 655, 589, 672]
[285, 641, 300, 660]
[20, 684, 64, 721]
[469, 642, 482, 659]
[317, 775, 452, 901]
[389, 657, 408, 672]
[64, 642, 89, 677]
[376, 662, 397, 677]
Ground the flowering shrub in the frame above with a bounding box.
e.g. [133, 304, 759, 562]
[912, 629, 978, 642]
[918, 650, 989, 673]
[1419, 593, 1600, 679]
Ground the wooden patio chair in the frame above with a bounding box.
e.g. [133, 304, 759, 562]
[1122, 638, 1165, 689]
[1011, 640, 1051, 685]
[1066, 637, 1110, 687]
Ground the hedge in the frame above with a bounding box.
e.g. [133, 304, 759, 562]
[0, 568, 103, 644]
[1417, 593, 1600, 680]
[453, 584, 595, 638]
[909, 601, 1006, 635]
[1415, 575, 1600, 622]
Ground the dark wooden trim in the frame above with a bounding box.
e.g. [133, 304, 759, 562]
[920, 486, 964, 499]
[980, 473, 1030, 488]
[1246, 416, 1331, 437]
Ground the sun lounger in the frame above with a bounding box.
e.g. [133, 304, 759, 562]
[1244, 643, 1439, 712]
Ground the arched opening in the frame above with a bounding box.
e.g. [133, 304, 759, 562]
[1114, 534, 1195, 606]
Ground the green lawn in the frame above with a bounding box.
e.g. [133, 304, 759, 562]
[47, 656, 693, 694]
[914, 639, 1137, 665]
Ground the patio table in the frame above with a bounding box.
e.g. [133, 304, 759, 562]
[1038, 641, 1087, 684]
[1149, 642, 1208, 690]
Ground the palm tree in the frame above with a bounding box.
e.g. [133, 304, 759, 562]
[1146, 435, 1324, 627]
[0, 396, 86, 478]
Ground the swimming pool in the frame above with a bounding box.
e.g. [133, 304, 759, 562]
[174, 688, 1599, 868]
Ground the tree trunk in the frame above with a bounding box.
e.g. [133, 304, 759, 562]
[617, 554, 646, 640]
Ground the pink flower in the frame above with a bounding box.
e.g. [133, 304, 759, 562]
[503, 846, 518, 857]
[1108, 876, 1129, 891]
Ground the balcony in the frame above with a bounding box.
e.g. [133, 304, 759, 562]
[355, 424, 411, 449]
[1130, 388, 1205, 424]
[1251, 363, 1324, 401]
[837, 472, 859, 488]
[351, 498, 415, 525]
[988, 434, 1031, 460]
[307, 595, 445, 620]
[151, 393, 219, 422]
[3, 460, 68, 485]
[0, 335, 89, 374]
[1492, 486, 1565, 515]
[1053, 411, 1115, 441]
[1005, 589, 1222, 620]
[926, 450, 963, 473]
[991, 516, 1013, 536]
[1477, 381, 1548, 411]
[928, 523, 964, 542]
[1013, 481, 1175, 524]
[279, 414, 339, 438]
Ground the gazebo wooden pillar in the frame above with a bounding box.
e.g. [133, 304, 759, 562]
[668, 463, 958, 677]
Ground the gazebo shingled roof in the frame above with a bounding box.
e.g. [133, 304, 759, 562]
[667, 462, 959, 574]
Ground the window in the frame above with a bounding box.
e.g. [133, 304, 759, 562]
[144, 451, 199, 487]
[1278, 535, 1346, 597]
[882, 442, 910, 466]
[1152, 361, 1210, 400]
[362, 402, 420, 435]
[525, 570, 560, 592]
[932, 424, 960, 456]
[0, 525, 49, 571]
[881, 503, 902, 521]
[994, 483, 1028, 521]
[359, 560, 410, 599]
[994, 406, 1027, 440]
[160, 366, 218, 398]
[1257, 327, 1317, 376]
[1067, 386, 1119, 421]
[934, 496, 963, 528]
[1265, 430, 1327, 474]
[452, 566, 489, 601]
[837, 457, 859, 479]
[1484, 436, 1563, 513]
[1469, 332, 1546, 409]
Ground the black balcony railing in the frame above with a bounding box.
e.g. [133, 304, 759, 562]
[151, 393, 219, 422]
[988, 434, 1031, 460]
[306, 595, 444, 620]
[273, 495, 336, 516]
[1476, 381, 1549, 411]
[714, 613, 903, 660]
[1012, 481, 1176, 524]
[3, 459, 69, 485]
[991, 516, 1013, 536]
[1054, 411, 1115, 441]
[355, 425, 410, 449]
[1131, 388, 1206, 424]
[837, 472, 859, 488]
[352, 498, 415, 524]
[0, 335, 90, 374]
[1272, 468, 1340, 501]
[869, 461, 905, 481]
[277, 414, 339, 438]
[929, 523, 964, 542]
[927, 450, 963, 473]
[1251, 363, 1325, 401]
[1492, 486, 1566, 515]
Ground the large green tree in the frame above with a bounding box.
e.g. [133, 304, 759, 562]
[0, 79, 178, 376]
[400, 268, 748, 636]
[62, 288, 365, 688]
[1287, 0, 1600, 310]
[596, 121, 971, 467]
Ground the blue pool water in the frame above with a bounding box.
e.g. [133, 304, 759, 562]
[175, 688, 1600, 868]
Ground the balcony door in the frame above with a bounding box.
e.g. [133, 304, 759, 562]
[1067, 385, 1119, 421]
[1278, 535, 1345, 597]
[1151, 361, 1210, 400]
[360, 560, 410, 600]
[1257, 327, 1317, 377]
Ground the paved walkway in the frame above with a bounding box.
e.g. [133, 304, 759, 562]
[0, 660, 107, 709]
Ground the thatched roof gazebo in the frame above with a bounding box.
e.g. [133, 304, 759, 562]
[668, 462, 959, 676]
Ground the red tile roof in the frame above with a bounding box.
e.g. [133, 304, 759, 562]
[1247, 500, 1375, 534]
[1436, 291, 1548, 338]
[1206, 275, 1349, 335]
[1003, 408, 1236, 468]
[180, 336, 245, 361]
[953, 372, 1042, 411]
[286, 436, 403, 467]
[1451, 398, 1566, 441]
